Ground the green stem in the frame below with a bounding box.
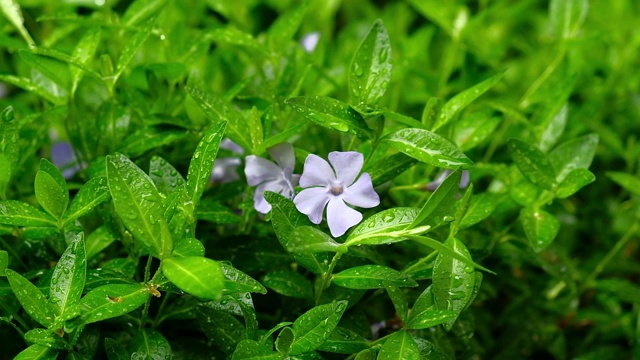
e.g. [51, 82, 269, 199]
[315, 252, 343, 305]
[139, 256, 155, 328]
[401, 250, 438, 275]
[519, 45, 566, 108]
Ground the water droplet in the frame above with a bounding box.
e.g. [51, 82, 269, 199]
[464, 266, 474, 273]
[378, 48, 389, 62]
[352, 63, 364, 77]
[194, 152, 201, 159]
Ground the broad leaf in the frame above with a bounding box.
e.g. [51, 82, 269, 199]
[72, 284, 149, 325]
[286, 96, 373, 139]
[549, 134, 598, 182]
[261, 270, 313, 299]
[556, 168, 595, 198]
[34, 170, 68, 220]
[129, 329, 172, 360]
[186, 122, 226, 206]
[289, 301, 348, 355]
[13, 344, 58, 360]
[508, 138, 556, 190]
[377, 330, 420, 360]
[64, 176, 110, 224]
[409, 169, 462, 229]
[49, 232, 86, 317]
[332, 265, 417, 289]
[520, 207, 560, 252]
[0, 200, 57, 227]
[382, 128, 473, 169]
[288, 226, 342, 253]
[6, 269, 57, 327]
[149, 156, 185, 196]
[346, 207, 419, 246]
[161, 256, 225, 300]
[198, 306, 245, 353]
[221, 262, 267, 295]
[24, 328, 69, 350]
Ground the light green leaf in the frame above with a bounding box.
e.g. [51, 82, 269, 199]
[508, 138, 556, 190]
[385, 285, 409, 322]
[405, 286, 457, 330]
[120, 126, 186, 157]
[24, 328, 69, 350]
[549, 134, 598, 182]
[538, 104, 567, 152]
[20, 50, 72, 91]
[459, 193, 501, 229]
[0, 155, 12, 199]
[317, 327, 369, 354]
[161, 256, 225, 300]
[434, 71, 504, 131]
[186, 122, 227, 206]
[171, 237, 205, 258]
[71, 27, 101, 93]
[262, 270, 313, 299]
[556, 168, 595, 198]
[85, 226, 115, 260]
[73, 284, 149, 325]
[13, 344, 58, 360]
[106, 153, 173, 258]
[0, 200, 57, 227]
[377, 330, 420, 360]
[332, 265, 417, 289]
[607, 172, 640, 197]
[149, 156, 185, 196]
[122, 0, 168, 25]
[114, 15, 157, 82]
[267, 1, 310, 51]
[290, 301, 348, 355]
[521, 207, 560, 252]
[248, 107, 264, 153]
[221, 262, 267, 295]
[349, 19, 392, 108]
[286, 96, 373, 139]
[0, 0, 35, 47]
[63, 176, 110, 224]
[421, 97, 443, 129]
[288, 226, 342, 253]
[34, 172, 68, 220]
[453, 110, 502, 151]
[0, 74, 65, 104]
[6, 269, 57, 327]
[432, 237, 477, 330]
[232, 339, 283, 360]
[364, 153, 418, 187]
[408, 0, 456, 35]
[549, 0, 589, 39]
[129, 329, 172, 360]
[382, 128, 473, 169]
[346, 207, 419, 246]
[409, 169, 462, 230]
[50, 232, 86, 317]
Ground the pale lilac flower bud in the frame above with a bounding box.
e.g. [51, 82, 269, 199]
[211, 138, 244, 183]
[425, 169, 470, 192]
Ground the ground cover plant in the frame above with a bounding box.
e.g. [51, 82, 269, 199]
[0, 0, 639, 358]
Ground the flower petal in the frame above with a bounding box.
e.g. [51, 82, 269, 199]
[211, 157, 242, 183]
[268, 143, 296, 171]
[299, 154, 335, 188]
[294, 187, 330, 224]
[253, 180, 293, 214]
[326, 198, 362, 237]
[425, 169, 452, 192]
[245, 155, 282, 186]
[328, 151, 363, 186]
[343, 173, 380, 208]
[460, 170, 470, 189]
[220, 138, 244, 154]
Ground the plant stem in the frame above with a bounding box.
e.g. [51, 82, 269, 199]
[315, 252, 343, 305]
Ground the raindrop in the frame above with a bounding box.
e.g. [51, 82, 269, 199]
[378, 48, 388, 62]
[464, 266, 474, 274]
[352, 63, 364, 77]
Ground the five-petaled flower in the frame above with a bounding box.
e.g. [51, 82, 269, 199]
[244, 143, 299, 214]
[294, 151, 379, 237]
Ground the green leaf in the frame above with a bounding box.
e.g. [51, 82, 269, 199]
[196, 200, 241, 224]
[288, 226, 342, 253]
[20, 50, 72, 91]
[267, 1, 310, 51]
[120, 127, 186, 157]
[405, 308, 457, 330]
[549, 134, 598, 182]
[346, 207, 419, 246]
[50, 232, 86, 317]
[149, 156, 185, 195]
[0, 0, 35, 47]
[507, 138, 556, 190]
[433, 72, 504, 131]
[332, 265, 418, 289]
[129, 329, 172, 360]
[70, 27, 102, 93]
[408, 0, 456, 35]
[35, 171, 68, 220]
[0, 250, 7, 274]
[104, 338, 129, 360]
[453, 110, 502, 151]
[6, 269, 57, 327]
[185, 86, 252, 151]
[261, 270, 313, 299]
[377, 330, 420, 360]
[409, 169, 462, 229]
[349, 19, 392, 108]
[556, 168, 595, 198]
[459, 193, 501, 229]
[520, 207, 560, 252]
[385, 285, 409, 322]
[232, 340, 283, 360]
[317, 327, 369, 354]
[607, 172, 640, 197]
[186, 122, 227, 206]
[13, 344, 58, 360]
[538, 104, 567, 152]
[264, 192, 329, 276]
[364, 153, 418, 187]
[221, 262, 267, 295]
[172, 237, 205, 258]
[276, 327, 294, 354]
[0, 154, 11, 200]
[106, 153, 173, 258]
[161, 256, 225, 300]
[0, 200, 56, 227]
[290, 301, 348, 355]
[122, 0, 168, 25]
[197, 306, 245, 354]
[432, 238, 477, 330]
[63, 176, 110, 224]
[73, 284, 149, 325]
[549, 0, 589, 39]
[24, 328, 69, 350]
[0, 74, 65, 104]
[421, 97, 443, 129]
[114, 15, 157, 82]
[382, 128, 473, 169]
[286, 96, 373, 139]
[85, 226, 115, 260]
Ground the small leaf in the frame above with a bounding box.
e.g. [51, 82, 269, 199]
[349, 19, 392, 108]
[550, 134, 598, 182]
[347, 207, 420, 246]
[290, 301, 348, 355]
[0, 200, 57, 227]
[385, 285, 408, 322]
[364, 153, 418, 187]
[556, 168, 595, 198]
[267, 1, 310, 51]
[196, 199, 240, 225]
[507, 138, 556, 190]
[286, 96, 373, 138]
[520, 207, 560, 252]
[0, 0, 35, 47]
[317, 327, 369, 354]
[459, 193, 501, 229]
[409, 169, 462, 229]
[186, 122, 227, 206]
[6, 269, 57, 327]
[197, 306, 245, 353]
[85, 226, 115, 260]
[221, 262, 267, 295]
[433, 71, 504, 131]
[104, 338, 129, 360]
[24, 328, 69, 350]
[13, 344, 58, 360]
[172, 237, 205, 258]
[232, 340, 282, 360]
[161, 256, 225, 300]
[129, 329, 172, 360]
[607, 172, 640, 197]
[149, 156, 185, 195]
[49, 232, 86, 317]
[382, 128, 473, 169]
[122, 0, 168, 25]
[405, 309, 457, 330]
[377, 330, 420, 360]
[114, 15, 157, 82]
[35, 170, 68, 220]
[276, 327, 294, 354]
[262, 270, 313, 299]
[332, 265, 417, 289]
[0, 250, 7, 274]
[64, 176, 110, 224]
[73, 284, 149, 325]
[432, 238, 477, 330]
[288, 226, 341, 253]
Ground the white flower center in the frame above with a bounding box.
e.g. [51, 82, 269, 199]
[330, 181, 344, 196]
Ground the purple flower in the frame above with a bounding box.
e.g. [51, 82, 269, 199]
[425, 169, 470, 192]
[244, 143, 299, 214]
[51, 142, 82, 180]
[211, 138, 244, 183]
[294, 151, 380, 237]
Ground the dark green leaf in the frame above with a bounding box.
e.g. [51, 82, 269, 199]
[261, 270, 313, 299]
[520, 207, 560, 252]
[161, 256, 225, 300]
[149, 156, 185, 196]
[186, 122, 226, 206]
[6, 269, 57, 327]
[317, 327, 369, 354]
[50, 232, 86, 317]
[120, 127, 186, 157]
[232, 340, 283, 360]
[64, 176, 110, 224]
[290, 301, 348, 355]
[13, 344, 58, 360]
[73, 284, 149, 325]
[220, 263, 266, 295]
[556, 168, 595, 198]
[104, 338, 129, 360]
[24, 328, 69, 350]
[409, 169, 462, 229]
[607, 172, 640, 197]
[288, 226, 342, 253]
[0, 154, 11, 200]
[0, 250, 7, 274]
[377, 330, 420, 360]
[508, 138, 556, 190]
[364, 153, 418, 187]
[332, 265, 417, 289]
[385, 285, 409, 322]
[346, 207, 419, 246]
[286, 96, 373, 138]
[276, 327, 294, 354]
[198, 306, 245, 353]
[129, 329, 172, 360]
[85, 226, 115, 260]
[550, 134, 598, 182]
[0, 200, 56, 227]
[382, 128, 473, 169]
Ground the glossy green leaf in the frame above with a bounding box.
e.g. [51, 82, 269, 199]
[364, 153, 418, 187]
[349, 19, 392, 108]
[106, 153, 173, 258]
[421, 97, 443, 128]
[196, 199, 241, 224]
[521, 207, 560, 252]
[556, 168, 595, 198]
[197, 306, 245, 353]
[346, 207, 419, 246]
[459, 193, 501, 229]
[130, 329, 172, 360]
[377, 330, 420, 360]
[385, 285, 408, 322]
[73, 283, 149, 325]
[406, 308, 457, 330]
[408, 0, 456, 35]
[122, 0, 168, 25]
[508, 138, 556, 190]
[50, 232, 86, 317]
[264, 192, 329, 276]
[409, 169, 462, 229]
[0, 74, 65, 104]
[0, 154, 11, 200]
[35, 171, 68, 220]
[114, 16, 156, 81]
[63, 176, 110, 224]
[0, 250, 7, 274]
[607, 172, 640, 197]
[286, 96, 373, 138]
[267, 1, 310, 51]
[85, 226, 115, 260]
[70, 27, 101, 93]
[262, 270, 313, 299]
[288, 226, 341, 253]
[382, 128, 473, 169]
[453, 110, 502, 151]
[207, 27, 265, 54]
[221, 262, 267, 295]
[290, 300, 348, 355]
[161, 256, 225, 300]
[276, 327, 294, 354]
[433, 71, 504, 131]
[538, 104, 567, 152]
[232, 340, 283, 360]
[120, 127, 186, 157]
[24, 328, 69, 350]
[549, 134, 598, 182]
[186, 122, 226, 206]
[317, 327, 369, 354]
[432, 238, 477, 330]
[20, 50, 72, 91]
[6, 269, 56, 327]
[104, 338, 129, 360]
[549, 0, 589, 39]
[172, 237, 205, 258]
[13, 344, 58, 360]
[332, 265, 418, 289]
[149, 156, 185, 195]
[0, 0, 35, 47]
[0, 200, 57, 227]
